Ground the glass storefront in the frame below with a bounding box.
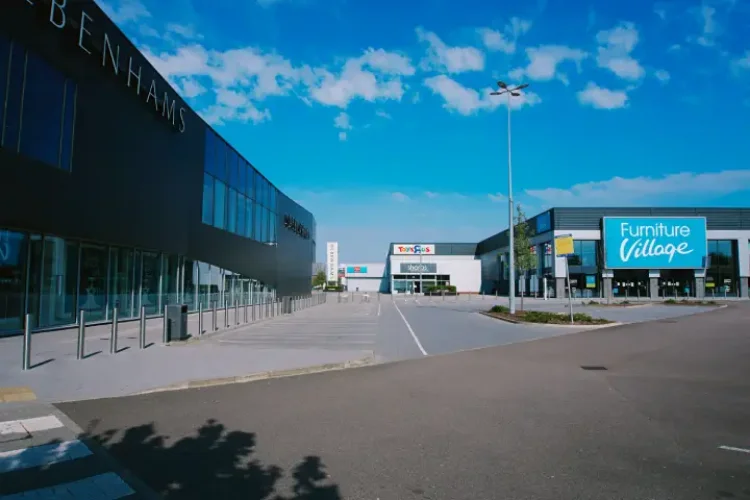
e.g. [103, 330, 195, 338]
[392, 274, 451, 293]
[705, 240, 738, 298]
[0, 228, 276, 335]
[612, 270, 649, 299]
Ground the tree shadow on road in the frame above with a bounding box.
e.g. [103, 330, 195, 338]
[81, 418, 342, 499]
[0, 418, 341, 500]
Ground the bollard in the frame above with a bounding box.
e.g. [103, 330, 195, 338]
[198, 303, 204, 336]
[271, 299, 275, 318]
[495, 290, 498, 298]
[77, 309, 86, 359]
[162, 305, 168, 343]
[235, 301, 239, 325]
[224, 300, 229, 328]
[110, 307, 119, 354]
[22, 314, 32, 370]
[244, 302, 248, 323]
[252, 302, 256, 321]
[212, 301, 217, 331]
[139, 306, 146, 348]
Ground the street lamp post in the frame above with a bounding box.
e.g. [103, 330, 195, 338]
[491, 80, 529, 315]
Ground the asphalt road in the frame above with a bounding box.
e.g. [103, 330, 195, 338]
[57, 301, 750, 500]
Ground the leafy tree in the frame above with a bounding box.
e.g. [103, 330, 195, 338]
[312, 270, 326, 288]
[514, 205, 537, 311]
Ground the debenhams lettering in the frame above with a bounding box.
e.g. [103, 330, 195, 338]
[24, 0, 186, 132]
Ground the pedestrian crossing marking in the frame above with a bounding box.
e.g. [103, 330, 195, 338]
[0, 440, 91, 473]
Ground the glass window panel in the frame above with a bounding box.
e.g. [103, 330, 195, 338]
[215, 139, 227, 182]
[79, 244, 108, 322]
[140, 251, 160, 315]
[0, 230, 28, 332]
[20, 52, 65, 167]
[261, 207, 269, 243]
[201, 173, 213, 225]
[229, 151, 240, 190]
[581, 240, 597, 267]
[162, 254, 179, 306]
[0, 36, 9, 128]
[213, 179, 226, 230]
[245, 199, 253, 238]
[237, 195, 246, 239]
[60, 80, 76, 171]
[26, 235, 43, 327]
[108, 247, 135, 320]
[255, 172, 263, 205]
[3, 43, 26, 151]
[204, 129, 214, 173]
[270, 186, 277, 212]
[228, 189, 238, 234]
[254, 201, 262, 241]
[38, 236, 78, 328]
[238, 159, 247, 195]
[270, 212, 277, 243]
[247, 166, 255, 200]
[183, 259, 197, 311]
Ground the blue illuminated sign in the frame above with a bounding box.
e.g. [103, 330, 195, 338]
[602, 217, 707, 269]
[535, 211, 551, 234]
[346, 266, 368, 274]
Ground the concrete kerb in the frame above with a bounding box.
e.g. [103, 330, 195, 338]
[129, 356, 375, 396]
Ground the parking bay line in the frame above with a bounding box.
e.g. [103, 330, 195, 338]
[392, 300, 428, 356]
[719, 445, 750, 454]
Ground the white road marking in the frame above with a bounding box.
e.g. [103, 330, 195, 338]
[719, 445, 750, 454]
[0, 415, 64, 435]
[0, 472, 135, 499]
[377, 304, 381, 316]
[392, 300, 428, 356]
[0, 440, 92, 473]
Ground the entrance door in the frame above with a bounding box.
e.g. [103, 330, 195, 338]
[659, 269, 695, 298]
[414, 281, 421, 294]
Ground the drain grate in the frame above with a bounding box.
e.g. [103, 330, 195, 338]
[580, 366, 608, 371]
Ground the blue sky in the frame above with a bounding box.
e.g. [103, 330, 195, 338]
[97, 0, 750, 262]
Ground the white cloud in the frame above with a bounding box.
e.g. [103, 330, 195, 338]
[477, 17, 532, 54]
[509, 45, 587, 83]
[424, 75, 541, 115]
[577, 82, 628, 109]
[166, 23, 204, 40]
[595, 22, 644, 80]
[488, 192, 507, 202]
[691, 5, 718, 47]
[333, 111, 352, 130]
[411, 92, 421, 104]
[177, 77, 208, 98]
[425, 191, 439, 199]
[654, 5, 667, 20]
[338, 131, 347, 141]
[375, 109, 392, 119]
[391, 192, 409, 202]
[668, 44, 682, 52]
[97, 0, 151, 24]
[416, 27, 485, 74]
[731, 51, 750, 73]
[654, 69, 671, 83]
[525, 170, 750, 206]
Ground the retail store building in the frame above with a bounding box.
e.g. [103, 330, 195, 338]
[0, 1, 316, 335]
[477, 207, 750, 300]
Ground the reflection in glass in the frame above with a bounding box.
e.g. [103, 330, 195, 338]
[254, 203, 263, 242]
[109, 247, 134, 319]
[202, 173, 213, 225]
[79, 245, 108, 322]
[237, 195, 246, 239]
[20, 52, 65, 167]
[228, 189, 237, 234]
[245, 200, 253, 238]
[184, 260, 197, 311]
[141, 251, 161, 315]
[163, 254, 179, 306]
[60, 80, 76, 171]
[0, 36, 9, 125]
[39, 237, 78, 327]
[0, 230, 27, 332]
[26, 235, 43, 326]
[4, 42, 26, 151]
[214, 180, 226, 230]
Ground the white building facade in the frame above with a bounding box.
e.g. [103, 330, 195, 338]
[388, 243, 481, 294]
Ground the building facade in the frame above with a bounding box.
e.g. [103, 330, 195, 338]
[339, 263, 388, 293]
[0, 1, 315, 335]
[477, 208, 750, 300]
[388, 244, 481, 294]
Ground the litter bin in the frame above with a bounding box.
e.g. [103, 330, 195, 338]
[282, 296, 292, 315]
[166, 304, 189, 341]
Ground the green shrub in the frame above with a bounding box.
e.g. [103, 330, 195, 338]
[572, 312, 594, 322]
[522, 311, 560, 323]
[664, 299, 678, 304]
[490, 305, 509, 314]
[707, 300, 718, 305]
[621, 300, 630, 304]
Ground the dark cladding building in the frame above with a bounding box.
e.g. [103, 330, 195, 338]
[0, 0, 316, 335]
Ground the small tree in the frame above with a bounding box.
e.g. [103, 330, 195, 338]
[312, 270, 326, 288]
[514, 205, 536, 311]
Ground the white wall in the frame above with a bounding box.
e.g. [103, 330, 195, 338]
[346, 278, 382, 292]
[389, 255, 481, 292]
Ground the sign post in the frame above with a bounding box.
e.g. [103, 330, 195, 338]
[555, 234, 575, 324]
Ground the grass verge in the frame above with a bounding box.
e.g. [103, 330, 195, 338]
[486, 305, 613, 325]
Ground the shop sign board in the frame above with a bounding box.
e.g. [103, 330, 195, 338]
[603, 217, 707, 269]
